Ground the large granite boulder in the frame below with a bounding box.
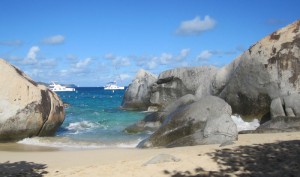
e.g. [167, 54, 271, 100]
[240, 116, 300, 134]
[212, 20, 300, 120]
[150, 66, 218, 110]
[0, 59, 65, 141]
[138, 96, 237, 148]
[270, 93, 300, 118]
[124, 94, 196, 134]
[121, 69, 157, 110]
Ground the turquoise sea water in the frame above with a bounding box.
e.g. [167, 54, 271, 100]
[18, 87, 149, 149]
[17, 87, 261, 149]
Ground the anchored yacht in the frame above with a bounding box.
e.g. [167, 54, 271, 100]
[49, 82, 76, 92]
[104, 81, 124, 90]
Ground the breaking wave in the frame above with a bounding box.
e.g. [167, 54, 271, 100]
[231, 115, 260, 132]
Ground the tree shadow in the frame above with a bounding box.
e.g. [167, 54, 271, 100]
[0, 161, 48, 177]
[164, 140, 300, 177]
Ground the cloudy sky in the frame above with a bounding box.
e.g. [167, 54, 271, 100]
[0, 0, 299, 86]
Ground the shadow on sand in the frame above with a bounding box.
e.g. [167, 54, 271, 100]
[0, 161, 48, 177]
[164, 140, 300, 177]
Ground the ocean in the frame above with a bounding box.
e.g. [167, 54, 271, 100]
[18, 87, 149, 149]
[17, 87, 260, 149]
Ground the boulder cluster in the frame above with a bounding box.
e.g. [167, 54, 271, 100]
[122, 20, 300, 148]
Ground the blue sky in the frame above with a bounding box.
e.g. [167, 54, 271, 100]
[0, 0, 299, 86]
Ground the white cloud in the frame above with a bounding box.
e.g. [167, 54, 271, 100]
[75, 58, 91, 68]
[59, 69, 69, 77]
[176, 16, 216, 35]
[30, 69, 43, 77]
[104, 53, 115, 60]
[42, 35, 65, 45]
[0, 40, 22, 46]
[24, 46, 40, 64]
[104, 53, 131, 67]
[159, 53, 173, 65]
[176, 48, 190, 61]
[40, 59, 57, 67]
[197, 50, 212, 61]
[66, 54, 78, 60]
[56, 58, 93, 77]
[146, 59, 157, 70]
[119, 73, 131, 80]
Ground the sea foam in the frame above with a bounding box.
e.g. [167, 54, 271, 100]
[17, 137, 142, 149]
[66, 121, 100, 134]
[231, 115, 260, 132]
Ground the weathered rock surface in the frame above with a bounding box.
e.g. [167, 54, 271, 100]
[138, 96, 237, 148]
[0, 59, 65, 141]
[270, 93, 300, 119]
[240, 116, 300, 134]
[150, 66, 218, 110]
[212, 20, 300, 120]
[121, 69, 157, 110]
[124, 94, 196, 134]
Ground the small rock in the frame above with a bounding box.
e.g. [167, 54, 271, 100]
[142, 154, 181, 166]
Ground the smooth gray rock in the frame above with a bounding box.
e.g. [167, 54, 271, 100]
[124, 112, 162, 134]
[212, 20, 300, 120]
[124, 94, 196, 134]
[138, 96, 238, 148]
[254, 116, 300, 133]
[0, 59, 65, 141]
[121, 69, 157, 110]
[285, 108, 296, 117]
[270, 98, 285, 118]
[150, 66, 218, 110]
[283, 93, 300, 116]
[270, 93, 300, 118]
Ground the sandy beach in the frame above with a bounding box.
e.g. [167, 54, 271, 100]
[0, 132, 300, 177]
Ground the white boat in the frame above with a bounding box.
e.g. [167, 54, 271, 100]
[48, 82, 76, 92]
[104, 81, 124, 90]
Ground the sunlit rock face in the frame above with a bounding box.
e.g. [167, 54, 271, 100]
[150, 66, 218, 110]
[121, 69, 157, 111]
[0, 59, 65, 141]
[212, 20, 300, 120]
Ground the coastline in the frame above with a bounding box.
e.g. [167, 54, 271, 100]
[1, 132, 300, 176]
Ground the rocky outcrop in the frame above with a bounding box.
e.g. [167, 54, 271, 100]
[121, 69, 157, 110]
[0, 59, 65, 141]
[270, 93, 300, 119]
[212, 20, 300, 120]
[240, 116, 300, 134]
[124, 94, 196, 134]
[150, 66, 218, 110]
[138, 96, 237, 148]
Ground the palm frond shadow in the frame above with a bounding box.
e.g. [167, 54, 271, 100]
[164, 140, 300, 177]
[0, 161, 48, 177]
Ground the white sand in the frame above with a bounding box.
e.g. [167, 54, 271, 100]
[1, 132, 300, 177]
